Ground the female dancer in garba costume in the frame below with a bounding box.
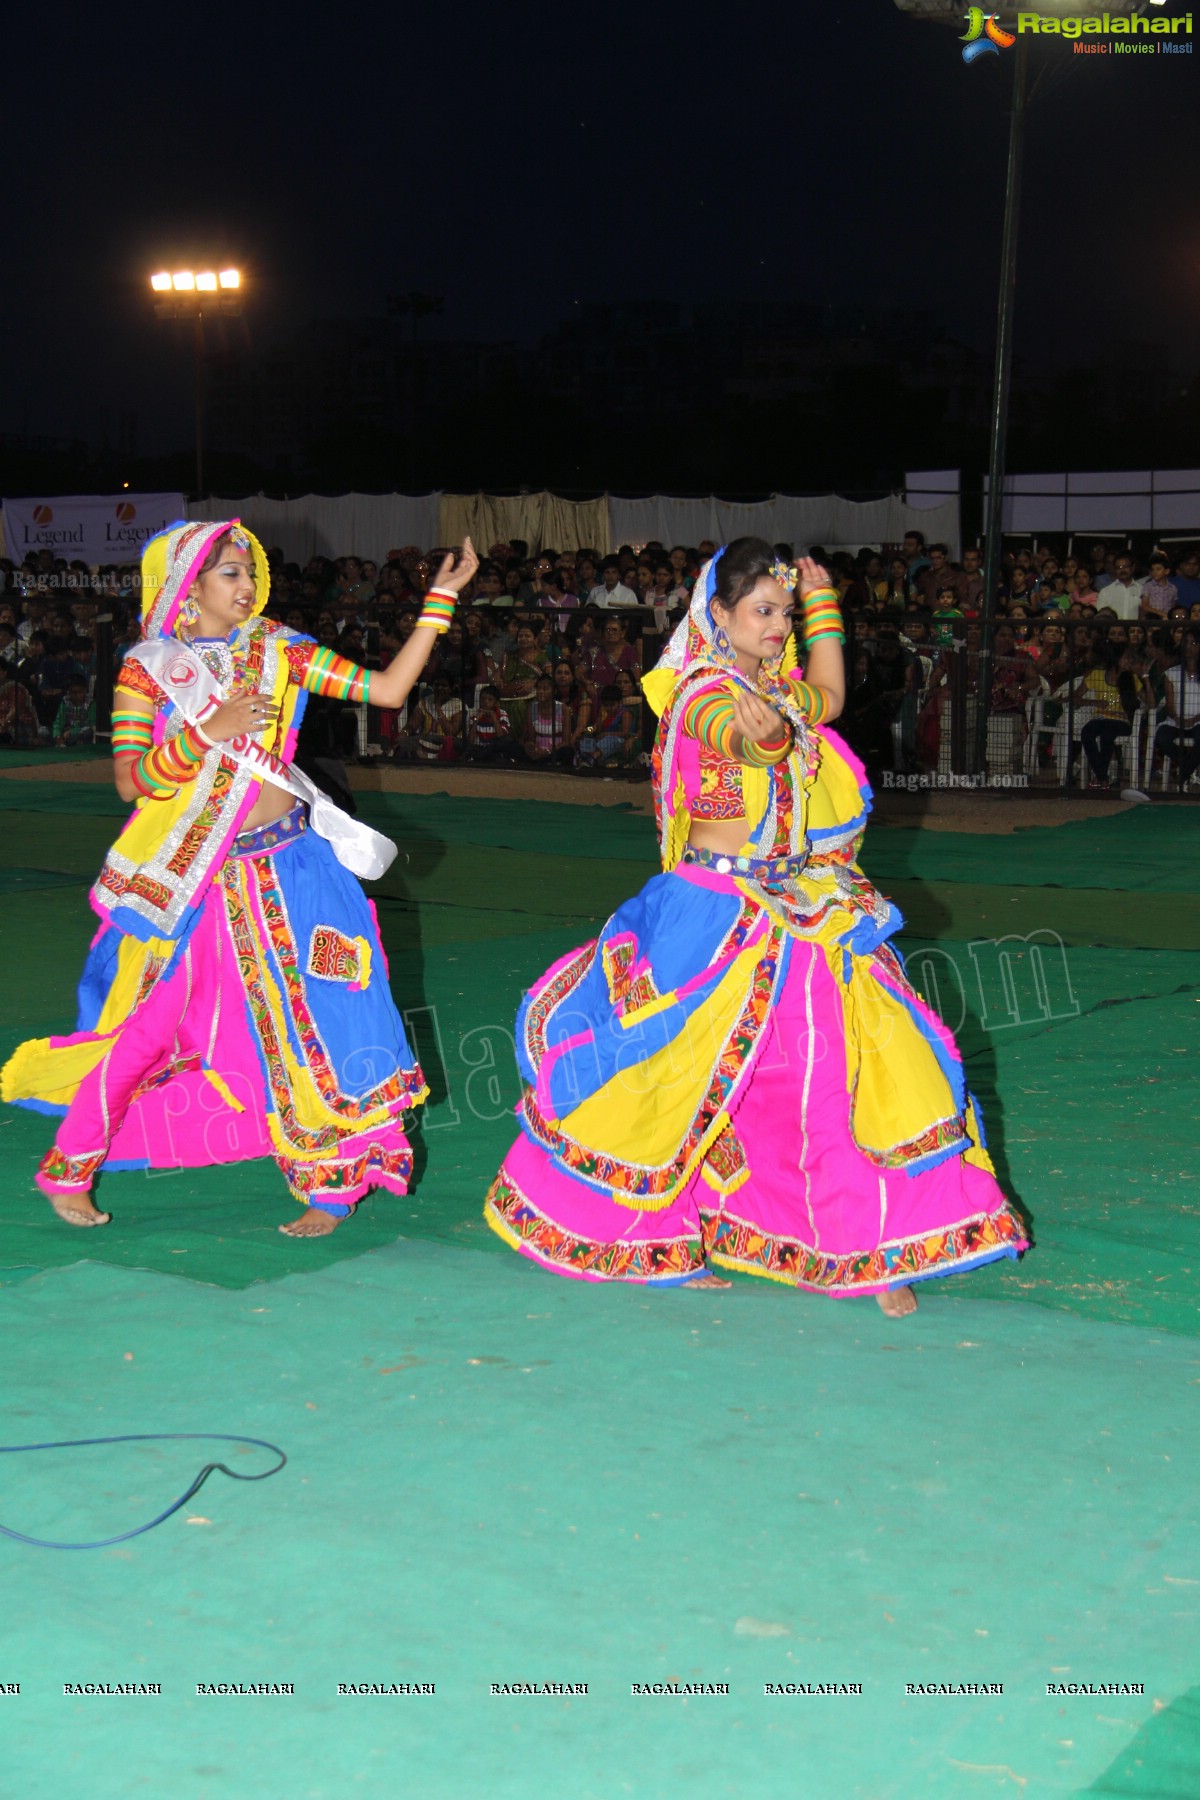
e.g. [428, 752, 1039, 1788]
[2, 521, 477, 1237]
[484, 538, 1027, 1311]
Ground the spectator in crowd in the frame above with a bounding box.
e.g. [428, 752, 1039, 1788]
[471, 565, 510, 609]
[1155, 630, 1200, 787]
[1140, 553, 1178, 621]
[518, 553, 556, 603]
[1090, 544, 1120, 589]
[434, 619, 470, 693]
[915, 544, 964, 607]
[16, 593, 51, 648]
[396, 676, 463, 763]
[1006, 567, 1033, 607]
[26, 629, 81, 727]
[1172, 549, 1200, 611]
[523, 673, 573, 766]
[882, 555, 912, 609]
[465, 684, 519, 763]
[1102, 554, 1145, 620]
[930, 585, 964, 646]
[960, 546, 984, 611]
[533, 566, 578, 627]
[575, 554, 599, 596]
[1070, 566, 1099, 609]
[0, 668, 39, 743]
[575, 681, 638, 770]
[591, 614, 640, 688]
[841, 645, 896, 770]
[842, 553, 886, 611]
[902, 530, 929, 581]
[649, 562, 688, 608]
[588, 557, 640, 609]
[498, 623, 545, 733]
[52, 674, 96, 748]
[1070, 646, 1144, 788]
[1041, 570, 1069, 610]
[1034, 620, 1071, 689]
[613, 666, 643, 754]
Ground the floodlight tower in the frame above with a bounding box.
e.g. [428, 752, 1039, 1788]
[149, 268, 243, 498]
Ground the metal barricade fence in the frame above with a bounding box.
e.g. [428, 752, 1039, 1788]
[842, 611, 1200, 796]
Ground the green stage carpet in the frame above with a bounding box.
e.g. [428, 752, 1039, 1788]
[0, 775, 1197, 1797]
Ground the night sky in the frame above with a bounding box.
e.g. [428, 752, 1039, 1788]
[4, 1, 1197, 454]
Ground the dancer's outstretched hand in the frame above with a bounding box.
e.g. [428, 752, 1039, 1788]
[796, 556, 834, 601]
[733, 688, 787, 749]
[430, 537, 480, 594]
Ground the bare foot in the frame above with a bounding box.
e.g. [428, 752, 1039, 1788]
[876, 1285, 918, 1317]
[278, 1209, 342, 1238]
[687, 1270, 733, 1289]
[41, 1188, 111, 1227]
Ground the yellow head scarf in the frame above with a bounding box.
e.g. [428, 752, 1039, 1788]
[140, 520, 270, 640]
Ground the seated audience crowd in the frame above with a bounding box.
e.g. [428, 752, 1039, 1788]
[2, 530, 1198, 790]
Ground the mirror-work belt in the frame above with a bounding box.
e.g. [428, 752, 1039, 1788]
[680, 845, 808, 881]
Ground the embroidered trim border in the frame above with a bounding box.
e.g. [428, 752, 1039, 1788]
[707, 1203, 1028, 1294]
[484, 1169, 706, 1282]
[277, 1139, 413, 1203]
[38, 1145, 107, 1193]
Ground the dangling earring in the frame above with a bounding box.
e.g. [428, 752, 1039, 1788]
[713, 622, 733, 661]
[178, 592, 200, 637]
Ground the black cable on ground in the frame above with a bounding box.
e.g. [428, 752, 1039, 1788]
[0, 1432, 287, 1549]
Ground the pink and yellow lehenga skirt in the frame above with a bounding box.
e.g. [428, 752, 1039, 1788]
[484, 856, 1027, 1293]
[2, 805, 426, 1215]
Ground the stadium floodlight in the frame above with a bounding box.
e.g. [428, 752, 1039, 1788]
[147, 266, 245, 497]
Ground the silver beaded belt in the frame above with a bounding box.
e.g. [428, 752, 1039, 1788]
[231, 802, 309, 858]
[680, 845, 808, 882]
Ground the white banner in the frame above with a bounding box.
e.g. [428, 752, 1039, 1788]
[1, 492, 186, 565]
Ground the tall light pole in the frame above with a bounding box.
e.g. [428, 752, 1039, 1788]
[894, 1, 1152, 774]
[150, 268, 242, 498]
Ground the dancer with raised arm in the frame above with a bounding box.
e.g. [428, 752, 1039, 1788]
[484, 538, 1026, 1309]
[3, 521, 477, 1237]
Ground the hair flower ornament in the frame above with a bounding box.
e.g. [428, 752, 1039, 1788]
[770, 559, 798, 592]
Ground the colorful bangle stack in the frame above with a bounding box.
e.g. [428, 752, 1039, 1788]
[111, 709, 155, 759]
[124, 723, 213, 799]
[417, 586, 457, 635]
[740, 725, 792, 768]
[788, 677, 829, 724]
[801, 585, 845, 647]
